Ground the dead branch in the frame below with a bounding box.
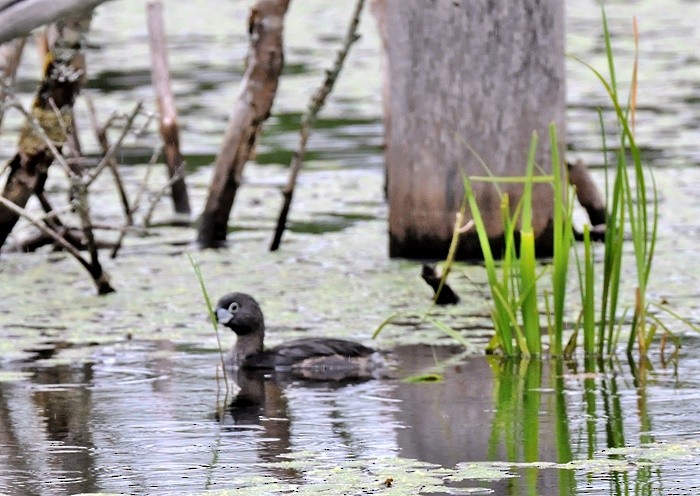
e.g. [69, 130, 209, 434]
[421, 265, 460, 305]
[0, 14, 91, 249]
[197, 0, 291, 248]
[146, 0, 191, 215]
[0, 0, 113, 44]
[110, 147, 159, 258]
[568, 159, 607, 226]
[0, 195, 114, 293]
[86, 95, 133, 225]
[141, 164, 188, 228]
[86, 101, 143, 187]
[0, 37, 26, 130]
[269, 0, 365, 251]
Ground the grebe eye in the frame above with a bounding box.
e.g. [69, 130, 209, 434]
[228, 302, 240, 313]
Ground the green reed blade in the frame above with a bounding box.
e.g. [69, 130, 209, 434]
[582, 225, 596, 355]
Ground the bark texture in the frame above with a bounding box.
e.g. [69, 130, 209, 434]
[198, 0, 291, 248]
[147, 0, 191, 216]
[374, 0, 566, 259]
[0, 15, 90, 249]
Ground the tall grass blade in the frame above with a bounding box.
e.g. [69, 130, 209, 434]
[520, 230, 541, 355]
[582, 225, 596, 355]
[518, 133, 540, 355]
[187, 253, 230, 393]
[426, 317, 475, 352]
[601, 4, 617, 94]
[464, 175, 514, 355]
[549, 124, 572, 356]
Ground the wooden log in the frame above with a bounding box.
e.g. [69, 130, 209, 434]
[0, 0, 111, 44]
[373, 0, 566, 259]
[146, 0, 191, 216]
[197, 0, 291, 248]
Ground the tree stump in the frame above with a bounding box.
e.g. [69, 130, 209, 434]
[373, 0, 566, 259]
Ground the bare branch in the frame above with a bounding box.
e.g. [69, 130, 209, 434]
[86, 94, 133, 225]
[270, 0, 365, 251]
[0, 194, 114, 293]
[86, 100, 143, 187]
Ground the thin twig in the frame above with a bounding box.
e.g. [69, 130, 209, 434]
[269, 0, 365, 251]
[86, 94, 133, 225]
[142, 164, 187, 227]
[86, 100, 143, 187]
[110, 146, 160, 258]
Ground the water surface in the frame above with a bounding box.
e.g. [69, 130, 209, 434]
[1, 0, 699, 495]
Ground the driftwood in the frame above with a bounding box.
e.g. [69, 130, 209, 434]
[197, 0, 291, 248]
[269, 0, 365, 251]
[146, 0, 190, 216]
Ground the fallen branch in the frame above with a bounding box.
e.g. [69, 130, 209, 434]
[86, 95, 133, 225]
[0, 195, 114, 293]
[269, 0, 365, 251]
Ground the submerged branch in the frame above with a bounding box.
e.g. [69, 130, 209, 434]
[0, 194, 114, 294]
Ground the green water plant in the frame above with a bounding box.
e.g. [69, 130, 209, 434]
[572, 11, 658, 357]
[451, 6, 662, 359]
[188, 253, 230, 392]
[460, 127, 573, 358]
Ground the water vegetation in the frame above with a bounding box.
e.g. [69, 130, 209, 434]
[428, 6, 698, 360]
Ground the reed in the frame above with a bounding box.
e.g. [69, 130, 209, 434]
[187, 253, 230, 393]
[573, 8, 658, 356]
[461, 129, 569, 357]
[453, 6, 662, 358]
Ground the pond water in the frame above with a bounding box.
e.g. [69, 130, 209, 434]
[1, 0, 700, 495]
[3, 340, 700, 495]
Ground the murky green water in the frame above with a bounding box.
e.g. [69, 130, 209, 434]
[1, 0, 699, 495]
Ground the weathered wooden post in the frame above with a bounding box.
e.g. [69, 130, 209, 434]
[147, 0, 191, 216]
[373, 0, 566, 259]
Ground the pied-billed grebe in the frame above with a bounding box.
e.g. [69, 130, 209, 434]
[215, 292, 385, 380]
